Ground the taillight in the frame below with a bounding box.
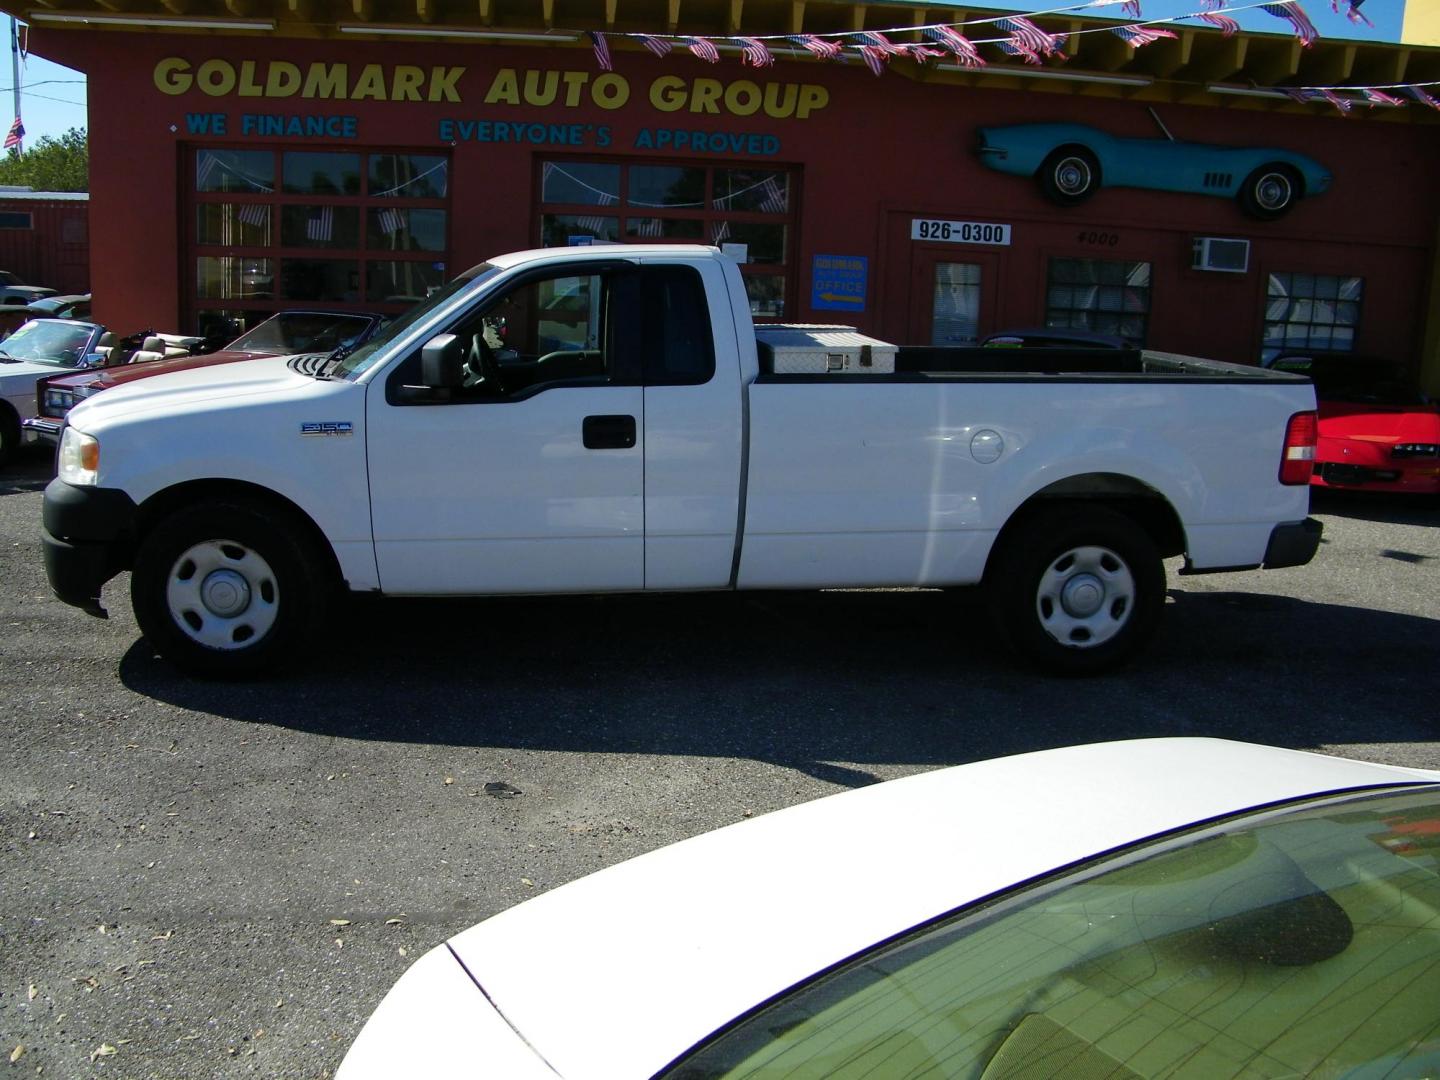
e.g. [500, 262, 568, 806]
[1280, 411, 1317, 485]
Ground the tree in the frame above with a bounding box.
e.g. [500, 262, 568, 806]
[0, 127, 87, 192]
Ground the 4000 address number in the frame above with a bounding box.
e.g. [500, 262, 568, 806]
[911, 219, 1012, 246]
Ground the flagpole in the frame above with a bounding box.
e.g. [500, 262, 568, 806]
[9, 17, 20, 154]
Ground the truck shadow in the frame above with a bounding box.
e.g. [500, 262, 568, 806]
[116, 586, 1440, 786]
[1311, 489, 1439, 525]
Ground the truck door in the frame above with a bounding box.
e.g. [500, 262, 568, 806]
[365, 264, 646, 595]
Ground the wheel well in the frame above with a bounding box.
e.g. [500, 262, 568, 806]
[0, 398, 18, 433]
[986, 473, 1186, 578]
[1043, 144, 1099, 171]
[1250, 163, 1305, 198]
[135, 480, 344, 586]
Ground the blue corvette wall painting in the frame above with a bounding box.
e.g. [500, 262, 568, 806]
[976, 123, 1332, 220]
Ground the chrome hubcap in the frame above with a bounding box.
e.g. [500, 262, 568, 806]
[166, 539, 279, 650]
[1036, 545, 1136, 649]
[1257, 173, 1292, 210]
[1056, 157, 1092, 195]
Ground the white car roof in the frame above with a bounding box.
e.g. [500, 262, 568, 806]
[484, 244, 720, 271]
[449, 738, 1436, 1080]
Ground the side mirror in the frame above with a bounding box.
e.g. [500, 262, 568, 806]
[421, 334, 465, 389]
[78, 352, 107, 369]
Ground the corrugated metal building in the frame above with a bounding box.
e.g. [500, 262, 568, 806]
[0, 190, 89, 296]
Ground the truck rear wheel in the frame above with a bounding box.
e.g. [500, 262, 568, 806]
[987, 505, 1164, 675]
[131, 497, 332, 678]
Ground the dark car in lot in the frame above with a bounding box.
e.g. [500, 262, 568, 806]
[25, 310, 388, 446]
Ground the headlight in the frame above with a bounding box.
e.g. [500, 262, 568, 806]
[58, 427, 99, 485]
[44, 388, 75, 413]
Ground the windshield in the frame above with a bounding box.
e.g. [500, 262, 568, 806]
[0, 320, 94, 367]
[333, 263, 501, 380]
[229, 313, 377, 356]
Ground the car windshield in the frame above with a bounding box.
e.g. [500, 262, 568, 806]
[332, 263, 501, 380]
[672, 784, 1440, 1080]
[228, 313, 377, 356]
[0, 320, 94, 367]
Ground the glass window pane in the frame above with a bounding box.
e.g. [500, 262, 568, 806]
[541, 162, 620, 206]
[280, 206, 360, 250]
[197, 150, 273, 194]
[1291, 272, 1316, 297]
[625, 218, 704, 241]
[282, 151, 361, 195]
[194, 309, 275, 341]
[712, 169, 789, 213]
[1268, 272, 1292, 299]
[709, 222, 785, 264]
[369, 154, 448, 198]
[280, 259, 359, 302]
[367, 208, 447, 252]
[197, 203, 271, 246]
[366, 260, 446, 304]
[931, 262, 982, 346]
[196, 256, 273, 300]
[541, 213, 619, 247]
[1335, 301, 1361, 326]
[629, 166, 705, 209]
[742, 275, 785, 319]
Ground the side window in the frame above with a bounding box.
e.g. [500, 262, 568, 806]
[442, 270, 630, 400]
[642, 266, 715, 386]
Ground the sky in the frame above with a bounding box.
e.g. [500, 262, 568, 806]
[0, 1, 1409, 145]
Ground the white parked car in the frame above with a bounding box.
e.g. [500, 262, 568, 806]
[336, 739, 1440, 1080]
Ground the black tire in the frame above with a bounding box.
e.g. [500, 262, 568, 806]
[131, 497, 334, 678]
[1037, 146, 1101, 207]
[0, 402, 18, 466]
[986, 505, 1165, 676]
[1239, 164, 1302, 221]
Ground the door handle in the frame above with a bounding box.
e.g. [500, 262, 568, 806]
[582, 414, 637, 450]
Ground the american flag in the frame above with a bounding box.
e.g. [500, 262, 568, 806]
[197, 153, 218, 188]
[993, 16, 1064, 57]
[1333, 0, 1372, 26]
[995, 38, 1044, 65]
[237, 203, 268, 228]
[588, 31, 613, 72]
[632, 218, 664, 238]
[306, 206, 334, 243]
[3, 116, 23, 151]
[922, 26, 985, 66]
[736, 37, 774, 67]
[1194, 11, 1240, 34]
[575, 215, 611, 235]
[710, 220, 730, 244]
[850, 30, 903, 55]
[758, 176, 787, 213]
[856, 45, 889, 76]
[1407, 85, 1440, 110]
[1284, 88, 1316, 104]
[784, 34, 843, 59]
[902, 43, 945, 63]
[1260, 2, 1319, 46]
[1121, 0, 1142, 15]
[640, 35, 672, 57]
[680, 36, 721, 62]
[1111, 24, 1177, 46]
[378, 207, 408, 235]
[1361, 88, 1404, 107]
[1317, 88, 1353, 113]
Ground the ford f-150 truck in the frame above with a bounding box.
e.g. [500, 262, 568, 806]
[41, 245, 1321, 677]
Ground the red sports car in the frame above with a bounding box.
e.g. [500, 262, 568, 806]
[1268, 353, 1440, 496]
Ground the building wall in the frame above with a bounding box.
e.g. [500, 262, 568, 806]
[37, 28, 1440, 375]
[0, 197, 89, 295]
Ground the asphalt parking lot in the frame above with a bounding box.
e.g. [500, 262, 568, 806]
[1, 444, 1437, 1078]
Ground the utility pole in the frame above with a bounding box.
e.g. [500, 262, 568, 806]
[9, 17, 19, 154]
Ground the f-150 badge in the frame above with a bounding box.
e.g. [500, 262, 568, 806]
[301, 421, 354, 437]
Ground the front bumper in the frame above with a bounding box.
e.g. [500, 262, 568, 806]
[21, 415, 63, 447]
[1262, 517, 1323, 570]
[41, 478, 138, 617]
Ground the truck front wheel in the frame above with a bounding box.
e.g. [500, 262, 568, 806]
[987, 505, 1164, 675]
[131, 498, 332, 678]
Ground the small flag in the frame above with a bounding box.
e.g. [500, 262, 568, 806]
[680, 36, 720, 63]
[1261, 2, 1319, 46]
[1111, 24, 1178, 46]
[784, 33, 843, 59]
[850, 30, 903, 55]
[1332, 0, 1372, 26]
[4, 116, 24, 151]
[857, 44, 889, 76]
[736, 37, 774, 67]
[237, 203, 268, 228]
[996, 38, 1045, 65]
[634, 218, 664, 238]
[1121, 0, 1142, 16]
[993, 16, 1064, 57]
[903, 43, 946, 63]
[923, 26, 986, 66]
[758, 176, 787, 213]
[306, 206, 333, 243]
[1283, 87, 1316, 104]
[640, 35, 672, 58]
[1360, 88, 1404, 107]
[576, 215, 611, 235]
[1193, 11, 1240, 34]
[1317, 88, 1353, 113]
[588, 31, 613, 72]
[378, 207, 408, 235]
[710, 220, 731, 244]
[1406, 85, 1440, 110]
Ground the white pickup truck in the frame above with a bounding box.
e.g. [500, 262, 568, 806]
[42, 245, 1321, 677]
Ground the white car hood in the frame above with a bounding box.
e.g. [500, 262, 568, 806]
[67, 354, 319, 430]
[0, 358, 77, 386]
[447, 739, 1437, 1080]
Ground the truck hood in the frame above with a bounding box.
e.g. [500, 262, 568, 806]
[67, 354, 324, 431]
[52, 347, 277, 392]
[443, 739, 1436, 1080]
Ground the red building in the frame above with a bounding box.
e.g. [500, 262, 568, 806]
[0, 190, 88, 296]
[12, 1, 1440, 387]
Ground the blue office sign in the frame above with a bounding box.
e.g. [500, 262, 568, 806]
[811, 254, 867, 313]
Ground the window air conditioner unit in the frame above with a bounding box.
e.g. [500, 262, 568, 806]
[1192, 237, 1250, 273]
